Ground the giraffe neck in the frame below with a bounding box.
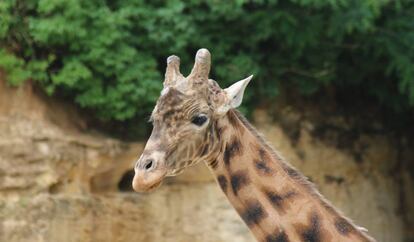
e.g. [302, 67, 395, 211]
[206, 110, 375, 242]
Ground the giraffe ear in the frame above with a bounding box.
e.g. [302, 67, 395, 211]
[217, 75, 253, 114]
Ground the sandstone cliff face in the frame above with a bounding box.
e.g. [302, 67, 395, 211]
[0, 75, 412, 242]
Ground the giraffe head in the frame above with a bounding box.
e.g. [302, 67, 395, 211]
[132, 48, 252, 192]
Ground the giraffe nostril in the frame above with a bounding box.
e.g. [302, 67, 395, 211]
[144, 160, 154, 170]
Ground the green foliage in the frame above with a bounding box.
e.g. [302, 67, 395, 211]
[0, 0, 413, 125]
[0, 49, 30, 85]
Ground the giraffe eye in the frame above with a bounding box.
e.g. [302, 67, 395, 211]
[191, 114, 208, 126]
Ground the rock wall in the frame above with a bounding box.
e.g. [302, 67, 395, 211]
[0, 75, 412, 242]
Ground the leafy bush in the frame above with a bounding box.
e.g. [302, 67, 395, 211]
[0, 0, 413, 123]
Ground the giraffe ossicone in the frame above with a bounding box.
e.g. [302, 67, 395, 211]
[132, 49, 376, 242]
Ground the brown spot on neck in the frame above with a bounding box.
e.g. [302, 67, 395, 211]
[282, 163, 301, 179]
[263, 188, 298, 215]
[335, 218, 353, 236]
[295, 211, 327, 242]
[223, 136, 242, 167]
[265, 230, 289, 242]
[230, 170, 250, 196]
[253, 148, 275, 175]
[240, 200, 268, 226]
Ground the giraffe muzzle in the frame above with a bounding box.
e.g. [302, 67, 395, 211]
[132, 157, 167, 192]
[132, 166, 167, 192]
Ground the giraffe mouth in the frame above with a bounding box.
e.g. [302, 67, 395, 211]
[146, 180, 163, 191]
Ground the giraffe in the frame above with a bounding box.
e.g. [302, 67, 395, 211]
[132, 48, 376, 242]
